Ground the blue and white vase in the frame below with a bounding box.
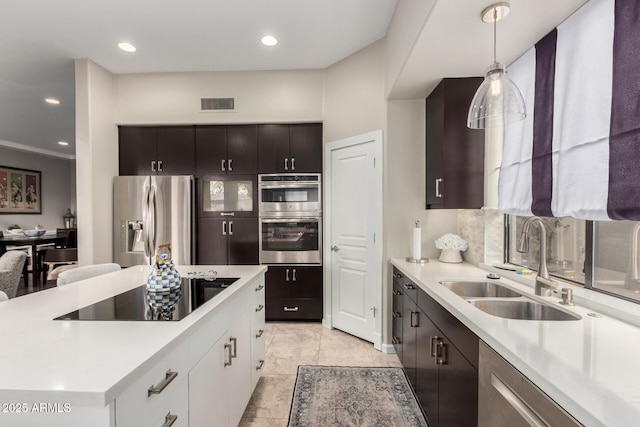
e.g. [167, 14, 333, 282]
[146, 243, 181, 292]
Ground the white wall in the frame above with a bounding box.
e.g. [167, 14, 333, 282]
[0, 146, 74, 231]
[323, 40, 387, 143]
[75, 59, 118, 265]
[114, 70, 324, 125]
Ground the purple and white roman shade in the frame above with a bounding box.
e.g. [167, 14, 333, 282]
[498, 0, 640, 220]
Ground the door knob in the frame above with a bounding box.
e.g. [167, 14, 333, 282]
[331, 245, 340, 252]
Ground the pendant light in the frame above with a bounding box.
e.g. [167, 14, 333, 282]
[467, 2, 526, 129]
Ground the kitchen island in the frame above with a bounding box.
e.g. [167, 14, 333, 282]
[392, 259, 640, 427]
[0, 264, 266, 427]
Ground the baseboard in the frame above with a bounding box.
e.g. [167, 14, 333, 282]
[381, 343, 396, 354]
[322, 316, 332, 330]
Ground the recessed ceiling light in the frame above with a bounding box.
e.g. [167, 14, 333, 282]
[58, 141, 69, 146]
[117, 42, 137, 53]
[45, 98, 60, 105]
[261, 35, 278, 47]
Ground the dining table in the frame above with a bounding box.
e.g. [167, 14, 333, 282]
[0, 233, 65, 285]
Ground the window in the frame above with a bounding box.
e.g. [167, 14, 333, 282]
[506, 216, 640, 303]
[506, 216, 586, 285]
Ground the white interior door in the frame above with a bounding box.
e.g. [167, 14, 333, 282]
[325, 130, 382, 349]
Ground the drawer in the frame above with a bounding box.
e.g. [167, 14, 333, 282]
[138, 377, 188, 427]
[251, 330, 266, 389]
[393, 267, 417, 303]
[266, 298, 322, 320]
[116, 344, 188, 427]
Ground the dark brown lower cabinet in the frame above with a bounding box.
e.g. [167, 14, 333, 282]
[196, 218, 258, 265]
[393, 266, 478, 427]
[265, 266, 322, 320]
[391, 280, 404, 363]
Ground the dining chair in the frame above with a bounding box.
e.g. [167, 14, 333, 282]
[0, 250, 28, 298]
[36, 229, 78, 280]
[57, 263, 121, 286]
[41, 248, 78, 283]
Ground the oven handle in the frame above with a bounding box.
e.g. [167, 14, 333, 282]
[258, 184, 320, 190]
[259, 217, 321, 223]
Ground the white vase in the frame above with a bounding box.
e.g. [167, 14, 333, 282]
[439, 249, 462, 263]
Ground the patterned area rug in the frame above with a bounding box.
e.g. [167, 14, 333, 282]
[288, 366, 428, 426]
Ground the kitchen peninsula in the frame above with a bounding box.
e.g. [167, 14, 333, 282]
[0, 264, 266, 427]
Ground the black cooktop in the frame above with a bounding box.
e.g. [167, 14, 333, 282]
[54, 277, 239, 321]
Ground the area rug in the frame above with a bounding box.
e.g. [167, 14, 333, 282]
[288, 366, 428, 427]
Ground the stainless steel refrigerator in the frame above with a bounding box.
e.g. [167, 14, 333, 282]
[113, 176, 194, 267]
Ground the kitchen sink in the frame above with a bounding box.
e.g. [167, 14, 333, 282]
[440, 281, 523, 298]
[468, 299, 581, 321]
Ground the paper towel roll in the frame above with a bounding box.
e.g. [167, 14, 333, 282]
[412, 226, 421, 260]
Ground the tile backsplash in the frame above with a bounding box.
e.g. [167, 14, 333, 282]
[458, 208, 504, 266]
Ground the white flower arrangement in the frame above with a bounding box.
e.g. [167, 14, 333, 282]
[435, 233, 468, 251]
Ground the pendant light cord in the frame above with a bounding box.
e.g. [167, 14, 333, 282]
[493, 8, 497, 64]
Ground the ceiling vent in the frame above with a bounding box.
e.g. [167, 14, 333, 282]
[201, 98, 235, 111]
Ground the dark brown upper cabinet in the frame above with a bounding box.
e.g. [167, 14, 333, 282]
[426, 78, 484, 209]
[195, 125, 258, 175]
[258, 123, 322, 173]
[118, 126, 195, 176]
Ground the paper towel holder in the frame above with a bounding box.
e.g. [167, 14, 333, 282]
[407, 220, 429, 264]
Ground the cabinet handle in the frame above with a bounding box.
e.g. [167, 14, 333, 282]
[151, 160, 157, 172]
[283, 306, 299, 312]
[147, 370, 178, 396]
[435, 178, 443, 198]
[256, 329, 265, 338]
[229, 221, 233, 235]
[220, 212, 235, 217]
[255, 304, 264, 312]
[284, 158, 289, 171]
[229, 337, 237, 359]
[255, 284, 264, 292]
[256, 359, 265, 370]
[490, 373, 547, 427]
[162, 413, 178, 427]
[222, 220, 227, 236]
[221, 159, 226, 171]
[392, 311, 401, 318]
[291, 157, 296, 170]
[436, 341, 447, 365]
[158, 160, 163, 172]
[430, 336, 439, 358]
[286, 269, 290, 281]
[392, 290, 402, 296]
[403, 283, 415, 290]
[392, 337, 401, 345]
[410, 311, 419, 327]
[224, 343, 232, 367]
[393, 273, 402, 279]
[292, 269, 297, 281]
[228, 158, 233, 171]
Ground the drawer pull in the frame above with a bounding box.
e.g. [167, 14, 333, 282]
[224, 343, 233, 367]
[255, 304, 265, 312]
[163, 412, 178, 427]
[230, 337, 237, 359]
[283, 306, 299, 312]
[392, 311, 401, 318]
[256, 359, 265, 370]
[392, 337, 401, 344]
[256, 329, 265, 338]
[392, 290, 402, 296]
[255, 284, 264, 291]
[403, 283, 415, 290]
[148, 370, 178, 397]
[393, 273, 402, 278]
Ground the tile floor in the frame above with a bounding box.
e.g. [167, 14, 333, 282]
[239, 322, 402, 426]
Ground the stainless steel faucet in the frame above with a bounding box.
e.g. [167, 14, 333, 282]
[624, 223, 640, 290]
[517, 216, 558, 296]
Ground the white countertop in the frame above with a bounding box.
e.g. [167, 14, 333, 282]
[391, 259, 640, 427]
[0, 264, 266, 406]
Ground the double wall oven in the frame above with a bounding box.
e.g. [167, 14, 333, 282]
[258, 174, 321, 265]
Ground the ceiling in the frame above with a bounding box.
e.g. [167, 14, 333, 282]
[0, 0, 591, 159]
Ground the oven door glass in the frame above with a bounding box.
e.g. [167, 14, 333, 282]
[260, 186, 319, 204]
[260, 218, 321, 264]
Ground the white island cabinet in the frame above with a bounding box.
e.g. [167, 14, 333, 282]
[0, 265, 266, 427]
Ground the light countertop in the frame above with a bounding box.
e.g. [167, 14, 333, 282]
[0, 264, 266, 406]
[391, 258, 640, 427]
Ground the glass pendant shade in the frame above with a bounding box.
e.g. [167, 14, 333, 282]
[467, 62, 526, 129]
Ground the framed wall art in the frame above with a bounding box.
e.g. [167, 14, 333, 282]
[0, 166, 41, 214]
